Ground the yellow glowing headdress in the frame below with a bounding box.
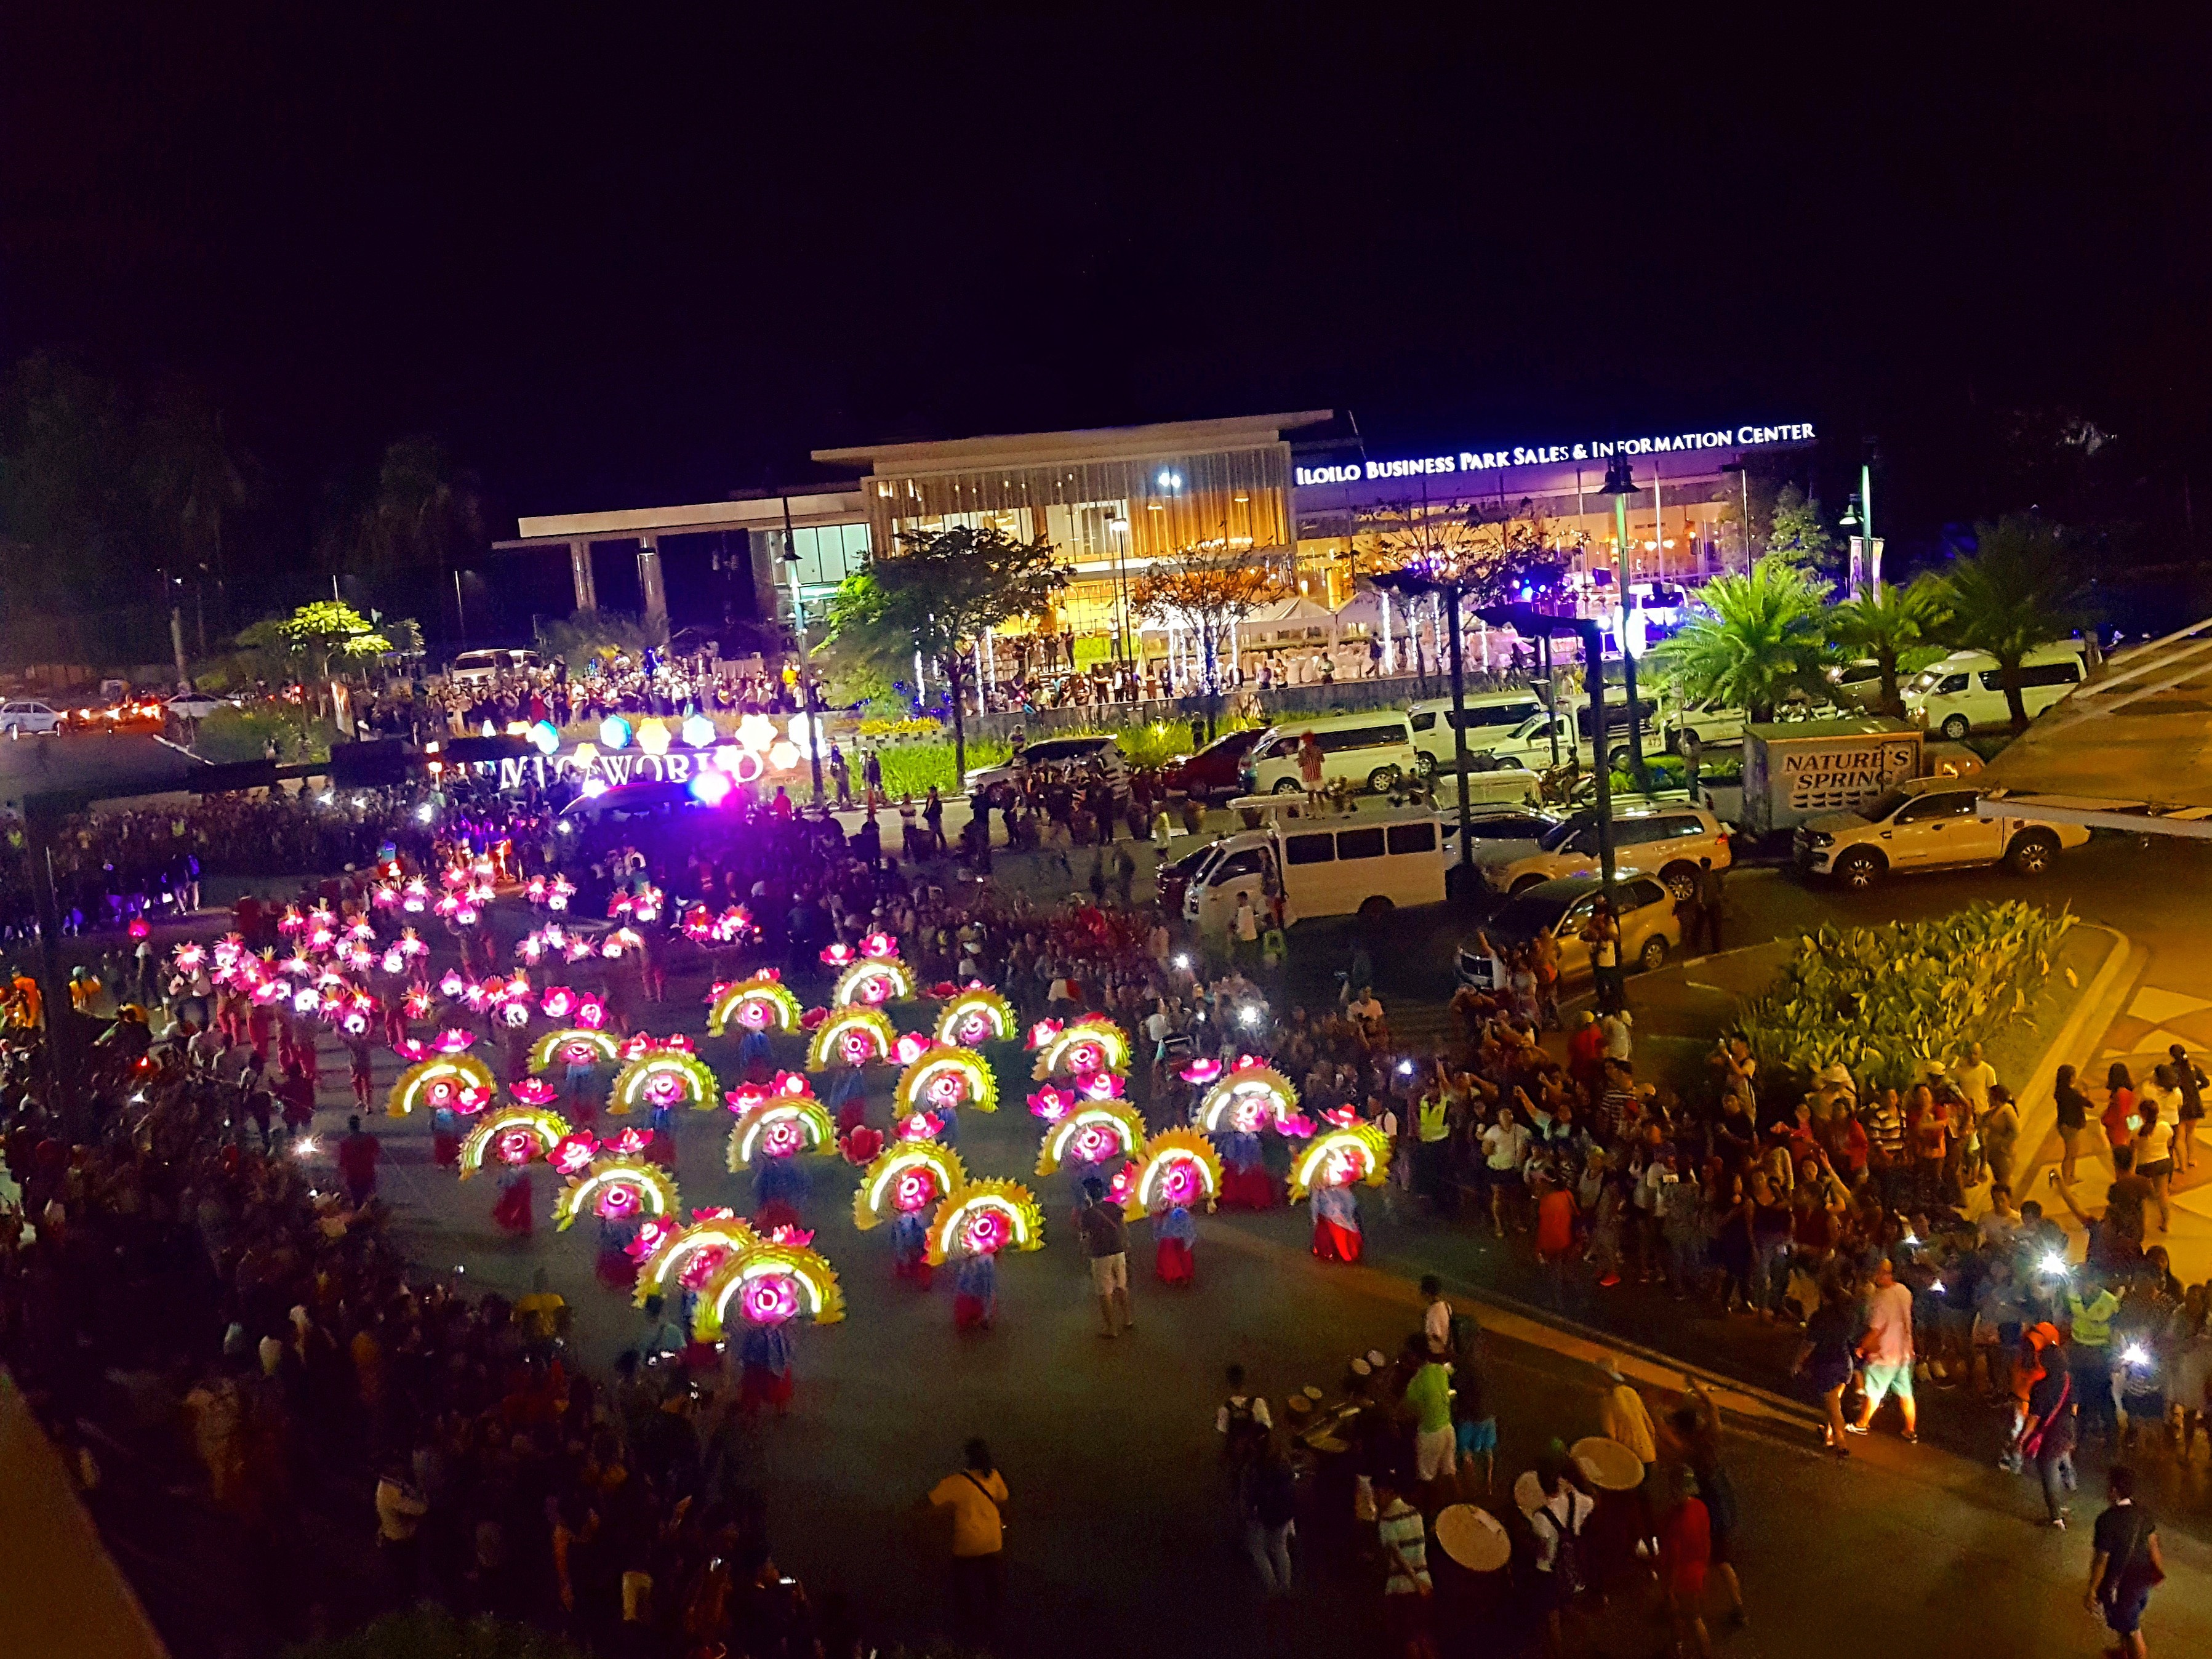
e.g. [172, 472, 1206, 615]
[851, 1139, 968, 1231]
[934, 986, 1017, 1046]
[806, 1005, 897, 1070]
[925, 1178, 1046, 1266]
[692, 1240, 846, 1341]
[1123, 1126, 1225, 1219]
[552, 1156, 682, 1231]
[727, 1096, 839, 1169]
[894, 1044, 1000, 1116]
[528, 1026, 623, 1072]
[457, 1104, 574, 1177]
[631, 1216, 762, 1307]
[387, 1053, 497, 1117]
[707, 974, 803, 1036]
[1029, 1015, 1131, 1080]
[1035, 1100, 1148, 1176]
[1287, 1122, 1392, 1202]
[607, 1049, 721, 1115]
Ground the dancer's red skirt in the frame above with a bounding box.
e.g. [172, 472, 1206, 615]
[1312, 1219, 1363, 1263]
[1156, 1238, 1195, 1283]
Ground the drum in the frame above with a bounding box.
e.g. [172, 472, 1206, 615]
[1571, 1435, 1645, 1492]
[1435, 1504, 1512, 1573]
[1512, 1469, 1547, 1517]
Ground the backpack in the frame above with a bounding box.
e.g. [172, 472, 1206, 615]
[1224, 1397, 1266, 1466]
[1532, 1493, 1589, 1596]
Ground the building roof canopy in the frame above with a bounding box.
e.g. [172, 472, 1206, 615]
[811, 411, 1336, 475]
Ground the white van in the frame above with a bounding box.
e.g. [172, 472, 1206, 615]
[1903, 644, 2085, 739]
[449, 648, 544, 687]
[1184, 803, 1446, 932]
[1407, 691, 1544, 772]
[1240, 710, 1421, 796]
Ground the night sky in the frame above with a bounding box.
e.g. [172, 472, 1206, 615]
[7, 6, 2208, 543]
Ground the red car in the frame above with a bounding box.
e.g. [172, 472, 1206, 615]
[1164, 728, 1265, 802]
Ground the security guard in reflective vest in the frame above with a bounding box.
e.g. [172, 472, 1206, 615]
[1416, 1079, 1452, 1200]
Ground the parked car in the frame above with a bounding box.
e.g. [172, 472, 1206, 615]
[1467, 694, 1660, 771]
[1240, 710, 1422, 796]
[1793, 777, 2091, 888]
[0, 699, 64, 735]
[1455, 869, 1681, 988]
[1164, 728, 1265, 801]
[966, 734, 1131, 806]
[1901, 643, 2086, 739]
[1467, 802, 1734, 901]
[166, 692, 232, 721]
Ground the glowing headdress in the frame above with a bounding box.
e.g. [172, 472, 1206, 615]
[553, 1157, 682, 1231]
[934, 985, 1017, 1046]
[1036, 1101, 1148, 1176]
[805, 1005, 897, 1071]
[631, 1216, 763, 1306]
[727, 1095, 839, 1169]
[707, 973, 803, 1036]
[1288, 1122, 1392, 1202]
[925, 1178, 1046, 1266]
[608, 1049, 721, 1115]
[692, 1240, 846, 1340]
[851, 1139, 969, 1231]
[457, 1104, 575, 1177]
[1123, 1127, 1225, 1219]
[1197, 1062, 1301, 1134]
[893, 1044, 1000, 1117]
[528, 1026, 622, 1073]
[1028, 1015, 1131, 1080]
[387, 1053, 497, 1117]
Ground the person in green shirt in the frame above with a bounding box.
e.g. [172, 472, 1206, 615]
[1403, 1335, 1456, 1496]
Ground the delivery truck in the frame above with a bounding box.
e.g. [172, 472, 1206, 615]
[1738, 718, 1926, 837]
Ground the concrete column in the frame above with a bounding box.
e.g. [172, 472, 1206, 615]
[569, 539, 598, 613]
[638, 536, 668, 626]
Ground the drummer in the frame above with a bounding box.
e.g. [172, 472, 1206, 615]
[1594, 1354, 1660, 1553]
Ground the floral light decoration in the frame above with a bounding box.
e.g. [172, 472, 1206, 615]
[1286, 1122, 1393, 1203]
[706, 972, 803, 1037]
[851, 1139, 968, 1231]
[1036, 1101, 1149, 1176]
[528, 1027, 623, 1073]
[893, 1044, 1000, 1117]
[691, 1240, 846, 1341]
[387, 1053, 499, 1117]
[804, 1006, 897, 1072]
[618, 1030, 695, 1062]
[574, 994, 608, 1030]
[607, 1050, 721, 1115]
[550, 1131, 599, 1176]
[1196, 1061, 1304, 1135]
[541, 985, 580, 1022]
[510, 1077, 561, 1106]
[457, 1105, 575, 1177]
[933, 984, 1017, 1047]
[727, 1094, 839, 1170]
[1027, 1082, 1077, 1123]
[631, 1216, 763, 1307]
[552, 1156, 681, 1231]
[1122, 1127, 1225, 1219]
[924, 1178, 1045, 1266]
[1029, 1015, 1131, 1080]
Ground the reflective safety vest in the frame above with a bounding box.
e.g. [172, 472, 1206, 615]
[2067, 1289, 2118, 1349]
[1418, 1094, 1450, 1143]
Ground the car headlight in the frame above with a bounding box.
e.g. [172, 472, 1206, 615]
[1805, 831, 1833, 848]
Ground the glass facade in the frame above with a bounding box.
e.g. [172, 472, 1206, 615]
[861, 446, 1294, 646]
[758, 521, 873, 625]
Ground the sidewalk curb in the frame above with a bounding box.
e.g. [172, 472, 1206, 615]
[1986, 922, 2137, 1216]
[1450, 1279, 1823, 1430]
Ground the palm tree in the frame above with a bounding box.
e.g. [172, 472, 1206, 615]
[138, 385, 255, 649]
[1650, 556, 1831, 722]
[1935, 514, 2094, 731]
[363, 436, 485, 638]
[1827, 577, 1949, 717]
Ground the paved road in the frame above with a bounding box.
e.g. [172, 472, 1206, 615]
[322, 838, 2212, 1657]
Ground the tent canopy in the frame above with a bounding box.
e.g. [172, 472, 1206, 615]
[1978, 617, 2212, 837]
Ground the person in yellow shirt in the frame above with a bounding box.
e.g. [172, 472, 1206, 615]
[927, 1439, 1008, 1641]
[1597, 1354, 1661, 1554]
[514, 1268, 568, 1346]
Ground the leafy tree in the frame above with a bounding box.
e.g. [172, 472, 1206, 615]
[1130, 548, 1287, 741]
[237, 601, 392, 710]
[823, 523, 1064, 782]
[535, 608, 667, 667]
[1761, 484, 1835, 579]
[1650, 556, 1832, 722]
[1825, 576, 1950, 717]
[1935, 513, 2095, 731]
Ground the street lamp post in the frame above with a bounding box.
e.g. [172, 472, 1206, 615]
[1596, 459, 1650, 793]
[780, 497, 826, 805]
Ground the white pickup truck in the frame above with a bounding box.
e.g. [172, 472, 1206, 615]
[1793, 776, 2091, 888]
